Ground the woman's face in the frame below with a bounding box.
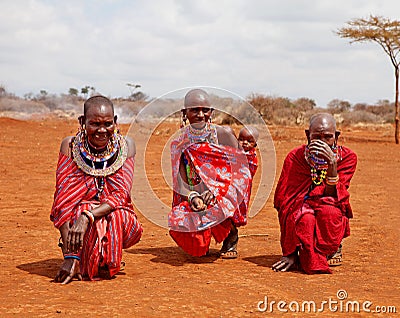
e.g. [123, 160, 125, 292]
[184, 93, 213, 126]
[308, 118, 336, 147]
[185, 106, 213, 125]
[84, 104, 116, 151]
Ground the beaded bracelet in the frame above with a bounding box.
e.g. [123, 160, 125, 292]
[327, 175, 339, 182]
[82, 210, 95, 224]
[188, 191, 201, 203]
[64, 254, 81, 261]
[326, 175, 339, 186]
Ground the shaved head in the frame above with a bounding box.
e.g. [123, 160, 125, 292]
[239, 126, 259, 141]
[307, 112, 338, 147]
[184, 89, 211, 109]
[84, 95, 114, 117]
[309, 113, 336, 131]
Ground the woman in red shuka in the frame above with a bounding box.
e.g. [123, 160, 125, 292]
[51, 96, 142, 283]
[168, 89, 252, 258]
[272, 113, 357, 274]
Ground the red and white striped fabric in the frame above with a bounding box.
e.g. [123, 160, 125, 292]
[51, 153, 142, 280]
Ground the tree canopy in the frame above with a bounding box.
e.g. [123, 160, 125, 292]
[337, 15, 400, 144]
[336, 15, 400, 69]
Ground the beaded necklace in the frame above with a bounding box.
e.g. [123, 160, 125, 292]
[72, 130, 128, 177]
[304, 146, 339, 185]
[187, 122, 218, 144]
[78, 132, 119, 163]
[183, 123, 218, 188]
[310, 167, 327, 185]
[91, 161, 106, 195]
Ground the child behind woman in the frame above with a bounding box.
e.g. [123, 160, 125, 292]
[238, 126, 259, 178]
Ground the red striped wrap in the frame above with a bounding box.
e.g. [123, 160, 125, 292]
[51, 153, 142, 279]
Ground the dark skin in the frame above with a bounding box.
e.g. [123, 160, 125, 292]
[179, 90, 238, 212]
[179, 91, 239, 258]
[272, 114, 340, 272]
[238, 128, 258, 152]
[55, 102, 135, 284]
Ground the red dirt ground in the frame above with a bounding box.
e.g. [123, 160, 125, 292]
[0, 118, 399, 317]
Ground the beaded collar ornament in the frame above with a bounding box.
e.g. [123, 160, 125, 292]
[187, 122, 218, 144]
[79, 134, 119, 163]
[304, 146, 339, 185]
[72, 130, 128, 177]
[181, 123, 218, 189]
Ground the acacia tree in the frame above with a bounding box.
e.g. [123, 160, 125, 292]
[336, 15, 400, 144]
[68, 88, 78, 96]
[81, 86, 95, 99]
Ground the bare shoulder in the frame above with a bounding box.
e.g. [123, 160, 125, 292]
[60, 136, 74, 157]
[216, 125, 239, 148]
[125, 136, 136, 158]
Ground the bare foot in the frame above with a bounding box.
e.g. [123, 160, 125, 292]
[272, 254, 297, 272]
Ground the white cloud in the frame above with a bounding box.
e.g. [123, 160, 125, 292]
[1, 0, 399, 106]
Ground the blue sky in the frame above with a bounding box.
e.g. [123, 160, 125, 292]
[1, 0, 399, 107]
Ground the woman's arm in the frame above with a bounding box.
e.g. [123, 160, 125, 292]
[55, 221, 82, 284]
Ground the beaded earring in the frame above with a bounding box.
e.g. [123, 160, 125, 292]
[78, 115, 86, 135]
[208, 109, 213, 123]
[77, 124, 86, 136]
[181, 113, 187, 128]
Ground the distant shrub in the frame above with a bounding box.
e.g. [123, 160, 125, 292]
[327, 99, 351, 113]
[0, 89, 396, 127]
[342, 111, 381, 125]
[247, 94, 318, 125]
[0, 97, 49, 114]
[365, 104, 394, 116]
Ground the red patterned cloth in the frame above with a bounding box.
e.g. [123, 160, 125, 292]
[169, 126, 251, 256]
[51, 153, 142, 280]
[274, 145, 357, 274]
[245, 148, 258, 178]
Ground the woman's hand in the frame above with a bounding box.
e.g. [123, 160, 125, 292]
[201, 190, 215, 206]
[54, 258, 82, 284]
[308, 140, 336, 164]
[66, 215, 89, 254]
[190, 196, 206, 212]
[309, 140, 338, 194]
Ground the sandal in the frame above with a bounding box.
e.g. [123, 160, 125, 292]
[327, 253, 342, 266]
[220, 246, 238, 259]
[327, 244, 343, 266]
[120, 261, 126, 272]
[220, 228, 239, 259]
